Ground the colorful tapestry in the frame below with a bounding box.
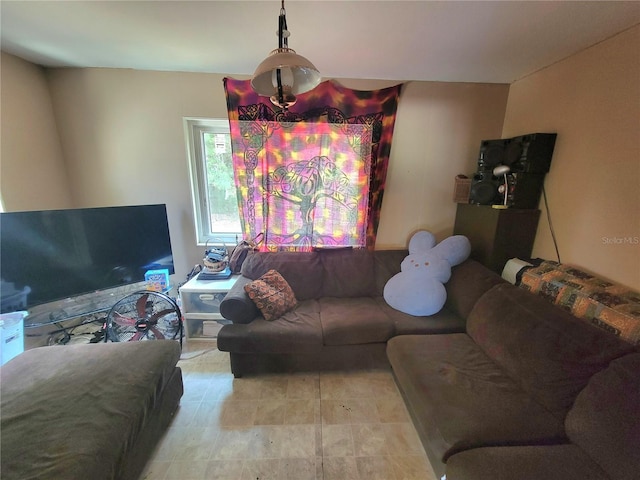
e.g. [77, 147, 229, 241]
[224, 78, 402, 250]
[519, 261, 640, 345]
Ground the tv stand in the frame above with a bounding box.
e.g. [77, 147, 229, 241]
[24, 281, 153, 329]
[23, 281, 163, 348]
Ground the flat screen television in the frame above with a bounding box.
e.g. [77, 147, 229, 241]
[0, 204, 174, 314]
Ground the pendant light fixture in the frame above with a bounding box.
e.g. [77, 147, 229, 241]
[251, 0, 321, 109]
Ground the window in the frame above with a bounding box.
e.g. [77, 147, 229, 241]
[184, 118, 242, 245]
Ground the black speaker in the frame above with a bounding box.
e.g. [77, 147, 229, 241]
[469, 171, 499, 205]
[506, 173, 546, 209]
[477, 139, 507, 171]
[471, 172, 546, 209]
[503, 133, 557, 174]
[472, 133, 556, 209]
[477, 133, 557, 174]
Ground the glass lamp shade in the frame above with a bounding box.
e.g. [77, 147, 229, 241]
[251, 47, 321, 98]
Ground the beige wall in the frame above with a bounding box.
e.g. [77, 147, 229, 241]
[0, 52, 71, 211]
[3, 25, 637, 291]
[2, 66, 508, 280]
[376, 81, 508, 246]
[44, 68, 232, 280]
[503, 25, 640, 290]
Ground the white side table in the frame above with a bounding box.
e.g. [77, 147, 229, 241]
[178, 274, 239, 340]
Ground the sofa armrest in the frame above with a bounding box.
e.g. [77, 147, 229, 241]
[220, 276, 259, 324]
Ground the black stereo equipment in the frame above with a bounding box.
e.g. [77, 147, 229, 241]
[470, 172, 546, 209]
[470, 133, 557, 208]
[477, 139, 507, 171]
[504, 133, 557, 174]
[469, 172, 500, 205]
[506, 173, 546, 209]
[477, 133, 556, 174]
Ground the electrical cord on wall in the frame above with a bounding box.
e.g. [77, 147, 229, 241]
[542, 184, 562, 264]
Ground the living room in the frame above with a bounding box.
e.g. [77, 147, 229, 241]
[2, 2, 638, 292]
[1, 2, 639, 480]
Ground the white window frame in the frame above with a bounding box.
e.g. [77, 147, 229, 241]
[184, 117, 241, 246]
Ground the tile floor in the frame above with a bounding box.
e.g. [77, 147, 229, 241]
[140, 341, 437, 480]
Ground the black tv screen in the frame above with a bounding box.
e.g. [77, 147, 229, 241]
[0, 204, 174, 313]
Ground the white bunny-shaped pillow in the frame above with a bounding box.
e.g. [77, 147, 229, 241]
[383, 231, 471, 316]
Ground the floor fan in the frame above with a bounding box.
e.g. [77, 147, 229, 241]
[104, 291, 183, 347]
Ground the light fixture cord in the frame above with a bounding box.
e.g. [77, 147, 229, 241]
[275, 1, 288, 108]
[280, 0, 288, 49]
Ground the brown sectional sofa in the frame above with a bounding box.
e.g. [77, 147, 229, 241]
[218, 249, 501, 376]
[218, 248, 639, 479]
[388, 284, 639, 479]
[444, 352, 640, 480]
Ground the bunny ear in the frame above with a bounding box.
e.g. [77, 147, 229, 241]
[431, 235, 471, 266]
[408, 230, 436, 254]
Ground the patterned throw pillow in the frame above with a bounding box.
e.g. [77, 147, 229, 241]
[244, 269, 297, 321]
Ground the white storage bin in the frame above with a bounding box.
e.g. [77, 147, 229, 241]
[0, 311, 27, 365]
[202, 321, 224, 337]
[178, 275, 238, 340]
[181, 291, 226, 315]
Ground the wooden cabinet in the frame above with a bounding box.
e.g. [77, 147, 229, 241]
[453, 204, 540, 274]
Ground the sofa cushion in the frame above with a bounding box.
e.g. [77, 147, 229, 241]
[244, 269, 297, 321]
[319, 248, 376, 297]
[565, 352, 640, 480]
[445, 259, 506, 319]
[467, 283, 636, 417]
[217, 299, 322, 354]
[241, 251, 323, 300]
[319, 297, 394, 345]
[377, 298, 466, 336]
[386, 334, 566, 471]
[373, 249, 407, 295]
[445, 445, 609, 480]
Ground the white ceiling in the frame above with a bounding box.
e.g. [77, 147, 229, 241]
[2, 1, 639, 84]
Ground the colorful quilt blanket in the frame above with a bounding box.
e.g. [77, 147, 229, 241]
[519, 261, 640, 345]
